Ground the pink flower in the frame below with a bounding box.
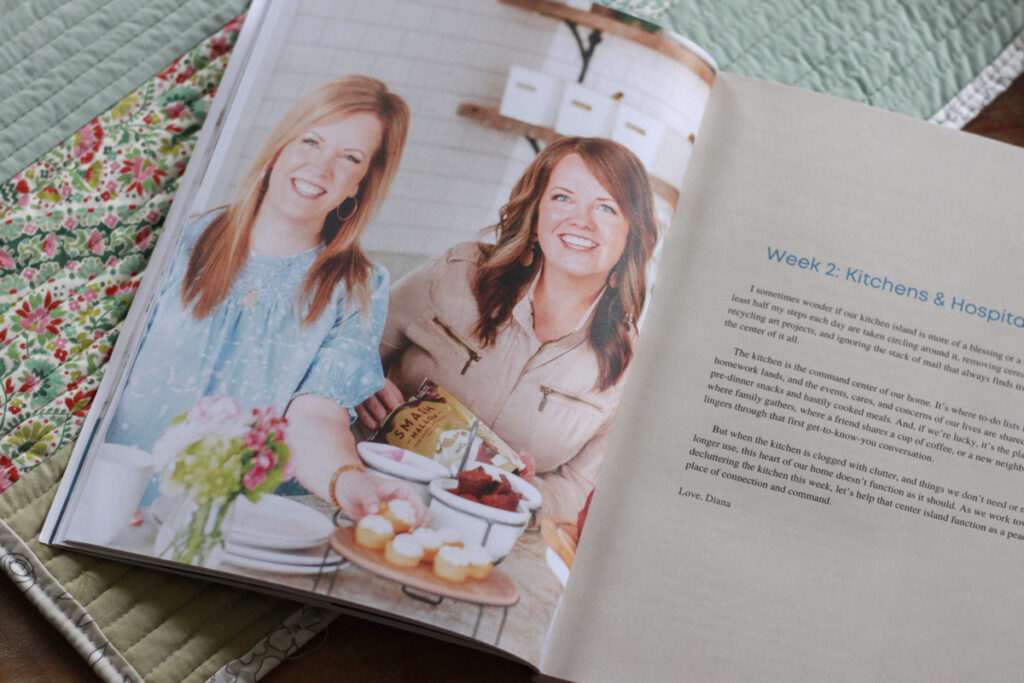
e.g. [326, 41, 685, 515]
[54, 338, 68, 349]
[135, 227, 152, 250]
[106, 181, 117, 192]
[186, 395, 243, 430]
[254, 449, 277, 471]
[67, 300, 80, 312]
[88, 230, 104, 254]
[82, 289, 98, 302]
[20, 307, 51, 333]
[72, 120, 103, 164]
[119, 157, 167, 195]
[61, 184, 72, 198]
[43, 234, 58, 257]
[22, 268, 36, 280]
[145, 210, 160, 223]
[174, 65, 196, 83]
[243, 467, 267, 491]
[0, 457, 18, 492]
[19, 373, 41, 394]
[0, 250, 13, 269]
[252, 405, 287, 439]
[165, 101, 187, 119]
[63, 216, 76, 230]
[23, 223, 36, 235]
[209, 35, 231, 59]
[242, 426, 268, 451]
[103, 214, 118, 228]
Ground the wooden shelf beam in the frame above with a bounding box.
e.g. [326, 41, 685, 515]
[456, 103, 680, 207]
[499, 0, 715, 87]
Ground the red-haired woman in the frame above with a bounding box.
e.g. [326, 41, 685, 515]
[357, 137, 658, 521]
[108, 76, 422, 519]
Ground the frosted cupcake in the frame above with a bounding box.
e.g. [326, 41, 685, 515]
[410, 527, 444, 562]
[381, 499, 417, 534]
[462, 543, 494, 580]
[435, 527, 464, 548]
[384, 533, 424, 568]
[355, 514, 394, 550]
[433, 544, 469, 583]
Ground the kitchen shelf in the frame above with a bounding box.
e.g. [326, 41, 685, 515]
[499, 0, 715, 87]
[456, 102, 680, 206]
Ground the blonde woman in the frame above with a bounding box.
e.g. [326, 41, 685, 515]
[358, 137, 659, 521]
[109, 76, 421, 519]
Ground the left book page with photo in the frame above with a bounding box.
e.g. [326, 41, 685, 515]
[42, 0, 715, 668]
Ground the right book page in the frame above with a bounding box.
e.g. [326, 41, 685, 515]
[542, 72, 1024, 681]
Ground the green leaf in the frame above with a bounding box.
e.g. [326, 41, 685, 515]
[86, 161, 102, 189]
[36, 187, 61, 203]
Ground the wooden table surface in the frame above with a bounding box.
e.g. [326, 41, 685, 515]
[2, 76, 1022, 682]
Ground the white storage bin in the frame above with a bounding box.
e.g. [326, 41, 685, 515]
[499, 66, 562, 128]
[611, 103, 666, 167]
[554, 83, 616, 138]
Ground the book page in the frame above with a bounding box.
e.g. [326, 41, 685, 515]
[544, 73, 1024, 680]
[41, 0, 717, 670]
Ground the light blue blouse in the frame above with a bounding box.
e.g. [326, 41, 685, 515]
[106, 210, 389, 454]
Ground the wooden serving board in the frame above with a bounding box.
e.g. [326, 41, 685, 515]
[329, 528, 519, 607]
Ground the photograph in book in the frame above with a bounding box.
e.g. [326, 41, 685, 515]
[44, 0, 715, 666]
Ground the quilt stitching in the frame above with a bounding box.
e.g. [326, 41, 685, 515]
[5, 0, 223, 153]
[862, 0, 1014, 99]
[0, 0, 125, 81]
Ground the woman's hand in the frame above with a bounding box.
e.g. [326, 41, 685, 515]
[286, 394, 425, 523]
[518, 450, 537, 484]
[331, 468, 428, 524]
[354, 378, 405, 430]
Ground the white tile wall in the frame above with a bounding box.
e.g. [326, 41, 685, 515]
[207, 0, 711, 263]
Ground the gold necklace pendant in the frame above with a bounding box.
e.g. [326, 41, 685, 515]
[242, 289, 259, 307]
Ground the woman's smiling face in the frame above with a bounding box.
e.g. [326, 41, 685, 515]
[535, 153, 629, 287]
[263, 111, 383, 229]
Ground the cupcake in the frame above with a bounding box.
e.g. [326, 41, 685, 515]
[355, 514, 394, 550]
[381, 499, 417, 534]
[384, 533, 424, 568]
[435, 527, 464, 548]
[433, 544, 469, 583]
[410, 527, 444, 562]
[462, 543, 494, 580]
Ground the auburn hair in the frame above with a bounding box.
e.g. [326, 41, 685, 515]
[472, 137, 658, 391]
[182, 75, 409, 323]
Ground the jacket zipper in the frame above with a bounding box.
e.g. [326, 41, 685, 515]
[538, 385, 602, 412]
[432, 316, 481, 374]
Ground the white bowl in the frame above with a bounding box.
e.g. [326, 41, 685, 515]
[465, 463, 542, 511]
[357, 442, 450, 504]
[428, 478, 530, 561]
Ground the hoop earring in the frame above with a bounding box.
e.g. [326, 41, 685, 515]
[519, 231, 538, 267]
[335, 196, 359, 222]
[608, 267, 621, 289]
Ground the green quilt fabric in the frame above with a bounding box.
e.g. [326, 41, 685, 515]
[0, 0, 251, 182]
[650, 0, 1024, 119]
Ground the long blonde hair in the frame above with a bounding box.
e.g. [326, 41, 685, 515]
[473, 137, 658, 390]
[182, 75, 409, 323]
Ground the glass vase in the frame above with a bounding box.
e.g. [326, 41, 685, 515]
[154, 493, 237, 568]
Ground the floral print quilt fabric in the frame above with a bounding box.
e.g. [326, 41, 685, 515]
[0, 16, 243, 493]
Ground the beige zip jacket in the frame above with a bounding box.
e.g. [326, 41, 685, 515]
[380, 242, 631, 522]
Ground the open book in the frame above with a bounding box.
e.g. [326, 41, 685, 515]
[42, 1, 1024, 679]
